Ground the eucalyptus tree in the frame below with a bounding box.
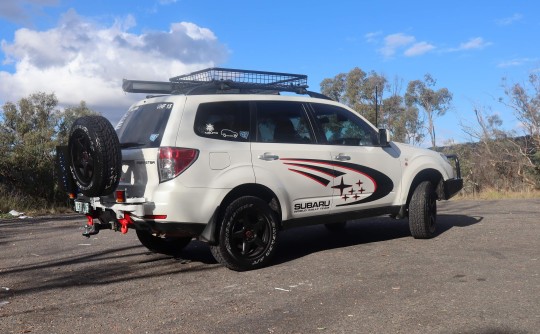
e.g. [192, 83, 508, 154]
[321, 68, 424, 145]
[405, 74, 452, 148]
[0, 92, 98, 208]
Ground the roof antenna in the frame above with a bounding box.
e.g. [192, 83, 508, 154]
[375, 85, 379, 128]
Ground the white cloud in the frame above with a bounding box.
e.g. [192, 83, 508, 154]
[457, 37, 492, 50]
[445, 37, 492, 53]
[378, 33, 416, 58]
[496, 13, 523, 26]
[364, 31, 382, 43]
[497, 57, 537, 68]
[0, 10, 229, 123]
[404, 42, 435, 57]
[377, 33, 434, 58]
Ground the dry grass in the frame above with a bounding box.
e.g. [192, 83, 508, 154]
[454, 188, 540, 200]
[0, 187, 71, 217]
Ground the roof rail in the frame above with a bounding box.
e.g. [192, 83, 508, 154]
[122, 67, 332, 100]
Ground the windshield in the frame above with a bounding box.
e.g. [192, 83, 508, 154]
[115, 102, 173, 148]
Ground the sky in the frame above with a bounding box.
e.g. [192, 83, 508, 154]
[0, 0, 539, 146]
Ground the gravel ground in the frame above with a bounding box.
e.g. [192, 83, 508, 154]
[0, 199, 539, 334]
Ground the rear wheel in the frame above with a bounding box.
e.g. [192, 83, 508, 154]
[136, 230, 192, 256]
[210, 196, 278, 271]
[408, 181, 437, 239]
[68, 116, 121, 196]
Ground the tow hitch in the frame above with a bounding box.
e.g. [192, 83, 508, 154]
[82, 212, 135, 237]
[83, 214, 112, 237]
[117, 213, 134, 234]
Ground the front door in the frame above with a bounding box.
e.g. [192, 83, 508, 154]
[310, 103, 402, 213]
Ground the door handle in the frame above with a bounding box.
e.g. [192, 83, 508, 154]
[258, 152, 279, 161]
[334, 153, 351, 161]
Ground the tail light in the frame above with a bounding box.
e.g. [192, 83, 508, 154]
[158, 147, 199, 182]
[115, 190, 126, 203]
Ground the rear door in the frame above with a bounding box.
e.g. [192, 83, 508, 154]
[115, 101, 175, 198]
[250, 101, 335, 219]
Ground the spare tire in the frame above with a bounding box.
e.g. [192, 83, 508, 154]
[68, 115, 121, 197]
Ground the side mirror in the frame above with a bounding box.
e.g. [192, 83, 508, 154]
[378, 128, 390, 146]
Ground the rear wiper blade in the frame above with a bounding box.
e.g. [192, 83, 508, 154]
[119, 142, 146, 148]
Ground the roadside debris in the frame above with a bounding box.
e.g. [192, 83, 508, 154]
[0, 287, 10, 308]
[8, 210, 32, 219]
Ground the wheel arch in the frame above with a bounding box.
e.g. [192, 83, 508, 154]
[405, 168, 444, 208]
[199, 183, 282, 245]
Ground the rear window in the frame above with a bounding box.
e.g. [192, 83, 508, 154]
[115, 102, 173, 149]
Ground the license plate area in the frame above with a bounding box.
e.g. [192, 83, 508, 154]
[74, 201, 91, 214]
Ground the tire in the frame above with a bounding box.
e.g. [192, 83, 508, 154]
[408, 181, 437, 239]
[68, 116, 121, 197]
[210, 196, 278, 271]
[324, 221, 347, 232]
[136, 230, 192, 256]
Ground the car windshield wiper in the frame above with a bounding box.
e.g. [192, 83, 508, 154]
[119, 142, 146, 148]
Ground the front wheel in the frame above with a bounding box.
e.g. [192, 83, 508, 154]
[210, 196, 278, 271]
[136, 230, 192, 256]
[408, 181, 437, 239]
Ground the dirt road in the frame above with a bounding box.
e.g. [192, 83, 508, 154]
[1, 199, 539, 333]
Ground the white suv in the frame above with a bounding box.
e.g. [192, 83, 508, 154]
[57, 68, 462, 271]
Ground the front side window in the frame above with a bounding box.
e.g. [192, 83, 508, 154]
[255, 101, 314, 144]
[194, 101, 251, 141]
[311, 103, 378, 146]
[116, 102, 173, 148]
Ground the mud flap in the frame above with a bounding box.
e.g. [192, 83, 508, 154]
[199, 206, 220, 245]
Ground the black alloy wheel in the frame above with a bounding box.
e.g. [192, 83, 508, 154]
[210, 196, 278, 271]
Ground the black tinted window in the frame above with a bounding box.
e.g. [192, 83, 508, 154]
[311, 103, 378, 146]
[116, 102, 173, 148]
[255, 101, 313, 144]
[194, 101, 250, 141]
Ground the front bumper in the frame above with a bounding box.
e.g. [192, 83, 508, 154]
[443, 154, 463, 199]
[443, 178, 463, 199]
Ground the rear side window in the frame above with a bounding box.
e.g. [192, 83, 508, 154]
[255, 101, 314, 144]
[194, 101, 250, 141]
[116, 102, 173, 148]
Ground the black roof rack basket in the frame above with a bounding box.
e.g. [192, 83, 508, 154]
[170, 67, 307, 94]
[122, 67, 330, 99]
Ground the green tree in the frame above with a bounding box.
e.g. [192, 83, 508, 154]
[321, 68, 424, 145]
[0, 93, 58, 202]
[383, 94, 423, 145]
[320, 67, 385, 126]
[382, 76, 424, 145]
[405, 74, 452, 148]
[0, 92, 99, 211]
[57, 101, 99, 145]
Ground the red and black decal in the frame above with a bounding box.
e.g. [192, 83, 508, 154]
[281, 158, 394, 206]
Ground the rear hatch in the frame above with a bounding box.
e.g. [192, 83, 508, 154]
[114, 102, 174, 199]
